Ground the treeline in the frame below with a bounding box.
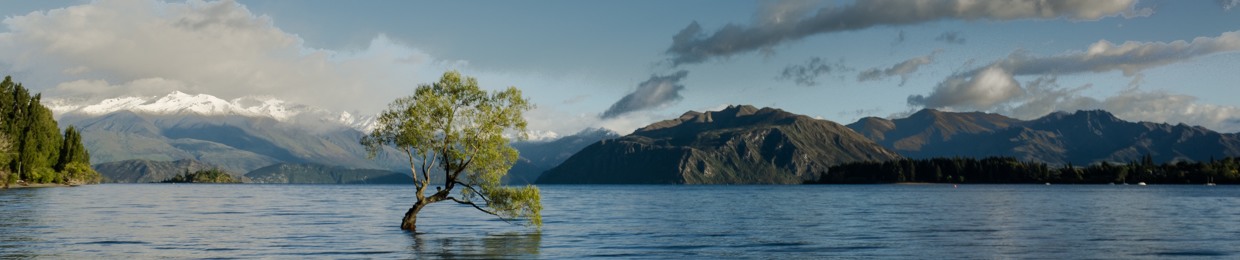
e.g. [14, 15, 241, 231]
[812, 155, 1240, 184]
[1, 76, 100, 187]
[162, 168, 241, 183]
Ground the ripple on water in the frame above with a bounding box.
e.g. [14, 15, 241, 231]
[3, 184, 1240, 258]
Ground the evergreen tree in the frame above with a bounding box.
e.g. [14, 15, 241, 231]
[55, 126, 90, 172]
[0, 75, 99, 185]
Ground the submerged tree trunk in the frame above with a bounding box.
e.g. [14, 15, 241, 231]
[402, 200, 426, 231]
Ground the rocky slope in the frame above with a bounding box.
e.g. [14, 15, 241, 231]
[537, 105, 900, 184]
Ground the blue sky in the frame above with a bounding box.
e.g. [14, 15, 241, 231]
[3, 0, 1240, 135]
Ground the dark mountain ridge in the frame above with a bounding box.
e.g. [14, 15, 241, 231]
[537, 105, 900, 184]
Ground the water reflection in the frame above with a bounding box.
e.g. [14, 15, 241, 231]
[410, 232, 542, 258]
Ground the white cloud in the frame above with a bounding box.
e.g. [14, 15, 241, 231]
[910, 29, 1240, 132]
[908, 66, 1022, 111]
[999, 79, 1240, 132]
[0, 0, 454, 115]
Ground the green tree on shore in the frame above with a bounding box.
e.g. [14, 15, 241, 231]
[1, 75, 101, 187]
[0, 132, 11, 188]
[162, 168, 239, 183]
[362, 71, 541, 232]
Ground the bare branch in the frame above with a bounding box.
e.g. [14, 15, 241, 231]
[403, 147, 421, 189]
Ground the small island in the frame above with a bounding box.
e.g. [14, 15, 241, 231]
[161, 169, 242, 184]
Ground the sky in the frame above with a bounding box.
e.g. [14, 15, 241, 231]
[3, 0, 1240, 135]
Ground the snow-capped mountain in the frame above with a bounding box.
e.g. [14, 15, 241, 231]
[48, 91, 377, 131]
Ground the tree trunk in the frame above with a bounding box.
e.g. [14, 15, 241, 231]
[401, 200, 426, 231]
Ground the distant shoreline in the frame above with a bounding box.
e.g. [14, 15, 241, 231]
[2, 183, 80, 189]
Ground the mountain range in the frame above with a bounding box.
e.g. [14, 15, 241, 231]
[56, 91, 614, 184]
[60, 91, 1240, 185]
[52, 92, 411, 176]
[537, 105, 900, 184]
[507, 128, 619, 184]
[847, 109, 1240, 165]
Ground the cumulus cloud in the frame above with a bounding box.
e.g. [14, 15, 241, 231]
[912, 29, 1240, 111]
[998, 77, 1240, 132]
[908, 66, 1022, 111]
[0, 0, 456, 114]
[600, 70, 689, 119]
[935, 31, 966, 44]
[778, 57, 848, 86]
[666, 0, 1150, 65]
[909, 29, 1240, 132]
[857, 50, 940, 86]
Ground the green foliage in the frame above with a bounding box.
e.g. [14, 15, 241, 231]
[0, 75, 96, 186]
[55, 126, 90, 172]
[62, 162, 103, 184]
[362, 71, 540, 229]
[30, 167, 56, 183]
[814, 156, 1240, 184]
[0, 132, 11, 187]
[162, 168, 240, 183]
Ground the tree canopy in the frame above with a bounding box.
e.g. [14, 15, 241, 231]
[362, 71, 540, 231]
[1, 75, 101, 187]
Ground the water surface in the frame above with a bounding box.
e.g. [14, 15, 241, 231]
[2, 184, 1239, 258]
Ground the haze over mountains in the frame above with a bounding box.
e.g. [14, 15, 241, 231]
[58, 91, 612, 183]
[51, 92, 412, 182]
[847, 109, 1240, 165]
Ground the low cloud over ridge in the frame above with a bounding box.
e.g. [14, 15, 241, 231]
[909, 29, 1240, 132]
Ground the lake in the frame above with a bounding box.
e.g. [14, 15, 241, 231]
[2, 184, 1239, 258]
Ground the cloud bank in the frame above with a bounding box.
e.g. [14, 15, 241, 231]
[600, 70, 690, 119]
[909, 29, 1240, 132]
[667, 0, 1149, 65]
[0, 0, 456, 114]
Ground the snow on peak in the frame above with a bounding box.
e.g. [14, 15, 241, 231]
[522, 130, 561, 142]
[51, 91, 377, 131]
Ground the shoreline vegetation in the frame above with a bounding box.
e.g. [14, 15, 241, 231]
[160, 169, 241, 184]
[2, 182, 80, 189]
[812, 156, 1238, 185]
[2, 76, 102, 189]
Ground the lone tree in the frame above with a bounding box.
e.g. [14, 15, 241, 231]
[362, 71, 541, 231]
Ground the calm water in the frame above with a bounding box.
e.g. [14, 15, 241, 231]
[2, 184, 1240, 259]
